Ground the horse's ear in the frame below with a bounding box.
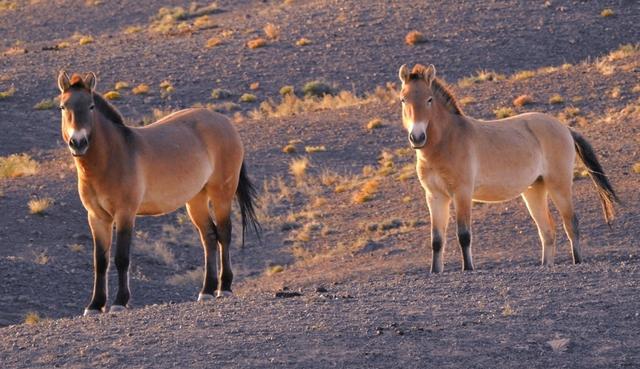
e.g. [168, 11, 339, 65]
[57, 70, 70, 92]
[398, 64, 410, 84]
[83, 72, 97, 92]
[424, 64, 436, 85]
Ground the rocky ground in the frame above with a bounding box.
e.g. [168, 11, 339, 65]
[0, 1, 638, 368]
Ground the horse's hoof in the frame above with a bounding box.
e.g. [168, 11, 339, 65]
[198, 293, 215, 302]
[83, 308, 102, 316]
[109, 305, 127, 313]
[216, 290, 233, 298]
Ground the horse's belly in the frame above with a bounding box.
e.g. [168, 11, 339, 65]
[138, 167, 211, 216]
[472, 174, 538, 203]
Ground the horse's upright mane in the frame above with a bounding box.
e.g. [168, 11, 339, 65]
[93, 92, 126, 126]
[408, 65, 464, 116]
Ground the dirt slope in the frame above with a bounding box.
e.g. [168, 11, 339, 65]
[0, 1, 639, 368]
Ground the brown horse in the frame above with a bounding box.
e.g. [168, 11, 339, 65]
[57, 71, 260, 315]
[398, 64, 618, 272]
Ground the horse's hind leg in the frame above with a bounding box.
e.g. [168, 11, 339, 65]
[522, 182, 557, 266]
[186, 190, 219, 301]
[453, 192, 474, 271]
[208, 189, 235, 296]
[548, 184, 582, 264]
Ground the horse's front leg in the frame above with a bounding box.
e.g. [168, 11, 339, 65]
[85, 214, 113, 315]
[111, 214, 135, 311]
[453, 192, 474, 271]
[426, 193, 451, 273]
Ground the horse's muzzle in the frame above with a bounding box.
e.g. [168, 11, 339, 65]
[409, 131, 427, 149]
[69, 136, 89, 156]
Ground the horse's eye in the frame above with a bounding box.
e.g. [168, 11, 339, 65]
[427, 97, 433, 104]
[89, 104, 95, 110]
[400, 97, 406, 104]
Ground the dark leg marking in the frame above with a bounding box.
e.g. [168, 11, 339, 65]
[457, 228, 473, 271]
[88, 241, 109, 311]
[217, 218, 233, 292]
[201, 221, 219, 296]
[113, 228, 132, 307]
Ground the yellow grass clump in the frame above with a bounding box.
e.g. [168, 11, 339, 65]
[78, 35, 94, 45]
[132, 83, 150, 95]
[263, 23, 280, 40]
[459, 96, 476, 106]
[458, 70, 505, 88]
[206, 37, 223, 48]
[548, 94, 564, 104]
[494, 107, 515, 119]
[601, 8, 614, 17]
[511, 70, 536, 81]
[305, 145, 326, 153]
[0, 154, 38, 179]
[239, 93, 257, 103]
[123, 25, 143, 34]
[366, 118, 383, 130]
[290, 157, 309, 184]
[279, 85, 294, 96]
[247, 38, 267, 49]
[266, 265, 284, 276]
[405, 31, 427, 45]
[114, 81, 130, 90]
[104, 91, 121, 100]
[296, 38, 311, 46]
[0, 86, 16, 100]
[28, 197, 52, 215]
[24, 312, 41, 325]
[353, 179, 379, 204]
[632, 162, 640, 174]
[282, 144, 296, 154]
[513, 94, 533, 107]
[57, 41, 70, 49]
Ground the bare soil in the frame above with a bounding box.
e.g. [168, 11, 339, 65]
[0, 1, 639, 368]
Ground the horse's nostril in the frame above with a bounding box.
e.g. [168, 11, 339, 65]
[69, 137, 88, 150]
[410, 132, 426, 143]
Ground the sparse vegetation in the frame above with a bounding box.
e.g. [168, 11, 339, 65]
[132, 83, 150, 95]
[289, 157, 309, 184]
[78, 35, 94, 45]
[279, 85, 294, 96]
[366, 118, 383, 130]
[549, 94, 564, 104]
[246, 38, 267, 49]
[282, 144, 296, 154]
[511, 70, 535, 81]
[114, 81, 130, 90]
[494, 107, 515, 119]
[206, 37, 223, 48]
[0, 154, 38, 179]
[405, 31, 427, 45]
[353, 179, 379, 204]
[249, 82, 260, 91]
[28, 197, 52, 215]
[263, 23, 280, 40]
[34, 251, 49, 265]
[303, 81, 334, 97]
[305, 145, 326, 153]
[0, 86, 16, 100]
[266, 265, 284, 276]
[296, 38, 311, 46]
[24, 312, 41, 325]
[607, 44, 639, 61]
[104, 91, 121, 100]
[124, 25, 143, 34]
[632, 162, 640, 174]
[57, 41, 70, 49]
[34, 98, 56, 110]
[600, 8, 614, 17]
[239, 93, 257, 103]
[211, 88, 232, 99]
[68, 243, 84, 253]
[458, 70, 505, 88]
[459, 96, 476, 106]
[513, 94, 533, 107]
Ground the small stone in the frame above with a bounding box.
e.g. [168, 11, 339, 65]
[274, 291, 303, 299]
[315, 287, 328, 293]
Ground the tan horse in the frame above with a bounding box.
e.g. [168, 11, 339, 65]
[57, 71, 260, 315]
[398, 64, 618, 272]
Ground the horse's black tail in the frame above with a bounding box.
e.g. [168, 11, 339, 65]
[236, 162, 261, 247]
[571, 130, 620, 225]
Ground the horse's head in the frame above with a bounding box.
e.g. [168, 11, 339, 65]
[57, 71, 97, 157]
[398, 64, 437, 149]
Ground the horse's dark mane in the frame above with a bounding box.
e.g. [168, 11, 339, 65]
[408, 66, 464, 116]
[93, 92, 126, 126]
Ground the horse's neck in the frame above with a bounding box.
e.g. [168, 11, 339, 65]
[423, 109, 470, 157]
[74, 115, 127, 180]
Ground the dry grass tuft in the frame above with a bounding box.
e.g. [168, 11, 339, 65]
[239, 93, 257, 103]
[494, 107, 515, 119]
[123, 25, 143, 34]
[263, 23, 280, 40]
[282, 144, 296, 154]
[193, 15, 215, 30]
[353, 179, 379, 204]
[607, 44, 639, 61]
[246, 38, 267, 49]
[211, 88, 232, 99]
[78, 35, 94, 45]
[405, 31, 427, 45]
[305, 145, 326, 153]
[132, 84, 150, 95]
[68, 243, 84, 253]
[29, 198, 52, 215]
[366, 118, 383, 130]
[303, 81, 334, 97]
[24, 312, 41, 325]
[140, 108, 177, 125]
[458, 70, 505, 88]
[600, 8, 614, 17]
[114, 81, 130, 90]
[547, 338, 570, 353]
[290, 157, 309, 184]
[57, 41, 71, 49]
[167, 269, 202, 286]
[513, 94, 533, 107]
[631, 162, 640, 174]
[34, 98, 56, 110]
[459, 96, 475, 106]
[0, 154, 38, 179]
[548, 94, 564, 104]
[279, 85, 294, 96]
[205, 37, 223, 48]
[266, 265, 284, 276]
[502, 303, 515, 316]
[609, 87, 621, 99]
[34, 251, 49, 265]
[103, 91, 121, 100]
[296, 38, 311, 46]
[511, 70, 536, 81]
[0, 86, 16, 100]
